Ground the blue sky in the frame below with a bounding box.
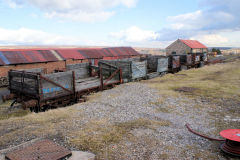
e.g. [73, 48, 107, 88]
[0, 0, 239, 47]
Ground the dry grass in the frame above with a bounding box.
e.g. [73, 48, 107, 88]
[143, 59, 240, 100]
[69, 118, 171, 159]
[0, 101, 30, 120]
[0, 107, 76, 148]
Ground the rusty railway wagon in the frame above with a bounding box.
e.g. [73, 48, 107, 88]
[191, 53, 201, 68]
[5, 55, 210, 112]
[179, 54, 192, 70]
[7, 62, 122, 112]
[140, 55, 169, 79]
[168, 55, 181, 73]
[198, 53, 208, 67]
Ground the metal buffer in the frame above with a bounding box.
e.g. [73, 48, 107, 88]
[186, 124, 240, 157]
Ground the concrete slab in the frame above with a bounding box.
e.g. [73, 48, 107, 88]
[68, 151, 95, 160]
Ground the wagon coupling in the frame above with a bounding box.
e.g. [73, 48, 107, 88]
[186, 123, 240, 157]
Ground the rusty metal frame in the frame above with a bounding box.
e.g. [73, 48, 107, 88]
[103, 69, 120, 86]
[99, 67, 104, 90]
[72, 71, 76, 98]
[119, 68, 123, 84]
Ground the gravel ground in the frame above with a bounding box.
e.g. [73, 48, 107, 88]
[0, 82, 238, 159]
[70, 82, 235, 159]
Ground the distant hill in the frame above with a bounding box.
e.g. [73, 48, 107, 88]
[208, 47, 233, 51]
[134, 48, 166, 55]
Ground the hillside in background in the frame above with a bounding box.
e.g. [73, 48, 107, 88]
[134, 48, 166, 55]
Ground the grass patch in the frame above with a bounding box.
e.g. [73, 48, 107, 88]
[156, 107, 171, 113]
[69, 118, 171, 159]
[143, 59, 240, 100]
[0, 107, 76, 149]
[0, 101, 30, 120]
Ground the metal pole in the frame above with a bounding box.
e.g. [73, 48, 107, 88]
[100, 67, 103, 91]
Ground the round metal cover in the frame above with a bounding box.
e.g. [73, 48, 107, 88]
[220, 129, 240, 142]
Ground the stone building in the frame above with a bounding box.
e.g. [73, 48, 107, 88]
[166, 39, 208, 55]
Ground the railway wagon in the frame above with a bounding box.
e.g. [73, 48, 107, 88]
[99, 59, 147, 82]
[8, 62, 122, 112]
[168, 55, 181, 73]
[192, 53, 201, 68]
[179, 54, 192, 70]
[198, 53, 208, 67]
[141, 55, 168, 79]
[141, 55, 168, 73]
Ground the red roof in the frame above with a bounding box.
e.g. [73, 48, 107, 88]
[0, 47, 140, 65]
[180, 40, 207, 49]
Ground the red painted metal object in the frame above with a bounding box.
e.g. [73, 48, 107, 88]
[186, 124, 240, 157]
[220, 130, 240, 156]
[220, 129, 240, 142]
[185, 124, 224, 141]
[180, 39, 208, 49]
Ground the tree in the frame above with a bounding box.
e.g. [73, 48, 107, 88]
[211, 48, 222, 55]
[216, 49, 222, 55]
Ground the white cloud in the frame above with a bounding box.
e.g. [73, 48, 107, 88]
[157, 0, 240, 44]
[8, 0, 138, 22]
[110, 26, 159, 43]
[45, 10, 114, 23]
[190, 34, 229, 46]
[0, 27, 66, 45]
[168, 10, 234, 31]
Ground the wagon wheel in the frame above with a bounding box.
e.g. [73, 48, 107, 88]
[2, 78, 8, 86]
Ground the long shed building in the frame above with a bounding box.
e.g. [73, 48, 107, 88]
[166, 39, 208, 55]
[0, 47, 141, 87]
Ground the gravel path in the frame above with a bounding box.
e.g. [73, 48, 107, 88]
[70, 82, 233, 159]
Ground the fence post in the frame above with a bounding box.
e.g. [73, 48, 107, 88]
[119, 69, 123, 84]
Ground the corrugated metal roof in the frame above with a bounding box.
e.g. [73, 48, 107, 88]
[56, 49, 85, 60]
[180, 40, 208, 49]
[78, 49, 102, 59]
[0, 55, 5, 65]
[38, 50, 59, 61]
[0, 47, 140, 65]
[0, 51, 8, 65]
[0, 50, 59, 65]
[101, 48, 113, 57]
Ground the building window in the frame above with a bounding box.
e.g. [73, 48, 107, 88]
[172, 52, 176, 55]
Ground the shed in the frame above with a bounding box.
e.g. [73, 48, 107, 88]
[166, 39, 208, 55]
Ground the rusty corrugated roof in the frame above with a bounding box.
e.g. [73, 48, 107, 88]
[56, 49, 85, 60]
[0, 47, 140, 65]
